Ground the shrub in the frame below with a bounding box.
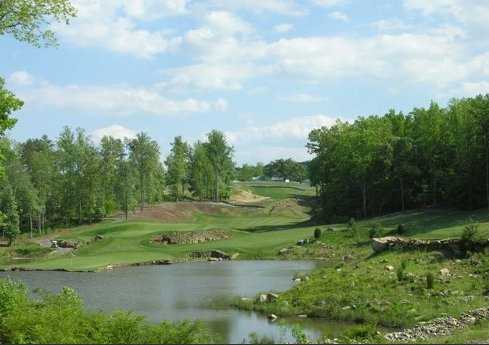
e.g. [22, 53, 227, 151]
[314, 228, 322, 239]
[397, 261, 408, 282]
[396, 224, 406, 235]
[426, 272, 435, 290]
[462, 222, 480, 243]
[369, 224, 382, 239]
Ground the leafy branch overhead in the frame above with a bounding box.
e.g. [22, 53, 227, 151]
[0, 0, 76, 47]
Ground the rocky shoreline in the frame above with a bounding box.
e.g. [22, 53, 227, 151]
[385, 307, 489, 342]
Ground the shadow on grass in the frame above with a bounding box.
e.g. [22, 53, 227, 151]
[238, 219, 317, 233]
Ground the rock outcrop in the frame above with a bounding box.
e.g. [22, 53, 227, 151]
[372, 236, 489, 254]
[153, 230, 231, 245]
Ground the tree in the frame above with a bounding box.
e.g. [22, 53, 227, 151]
[204, 130, 234, 202]
[129, 133, 160, 211]
[0, 0, 76, 47]
[100, 136, 124, 215]
[1, 186, 19, 246]
[165, 136, 190, 201]
[264, 159, 306, 182]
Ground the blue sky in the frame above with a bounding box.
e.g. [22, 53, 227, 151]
[1, 0, 489, 164]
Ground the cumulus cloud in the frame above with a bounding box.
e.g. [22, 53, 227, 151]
[226, 115, 337, 144]
[91, 124, 137, 143]
[313, 0, 346, 7]
[53, 0, 183, 58]
[7, 71, 34, 86]
[205, 0, 306, 16]
[17, 80, 228, 116]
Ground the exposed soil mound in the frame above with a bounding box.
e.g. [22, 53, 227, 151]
[153, 230, 231, 245]
[268, 199, 308, 217]
[130, 202, 233, 222]
[230, 189, 270, 204]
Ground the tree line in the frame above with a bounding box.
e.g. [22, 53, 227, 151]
[308, 95, 489, 221]
[0, 121, 234, 245]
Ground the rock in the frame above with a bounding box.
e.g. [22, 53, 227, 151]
[95, 234, 104, 241]
[268, 314, 278, 322]
[385, 265, 395, 272]
[208, 257, 219, 262]
[297, 314, 308, 318]
[210, 250, 230, 260]
[279, 248, 290, 255]
[293, 278, 301, 283]
[297, 239, 306, 246]
[343, 255, 354, 262]
[440, 268, 450, 278]
[231, 253, 240, 260]
[259, 294, 268, 303]
[267, 293, 279, 302]
[106, 265, 113, 270]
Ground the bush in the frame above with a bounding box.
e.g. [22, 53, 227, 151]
[314, 228, 322, 239]
[462, 222, 480, 243]
[426, 272, 435, 290]
[369, 224, 382, 239]
[397, 261, 407, 282]
[396, 224, 406, 235]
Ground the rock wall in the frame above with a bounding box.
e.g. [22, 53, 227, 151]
[153, 230, 231, 245]
[372, 236, 489, 254]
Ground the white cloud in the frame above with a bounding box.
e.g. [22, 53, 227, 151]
[404, 0, 489, 30]
[18, 81, 228, 116]
[328, 11, 349, 22]
[274, 23, 294, 33]
[206, 0, 306, 16]
[268, 33, 484, 89]
[53, 0, 182, 58]
[313, 0, 346, 7]
[372, 19, 411, 32]
[226, 115, 337, 144]
[278, 93, 326, 103]
[7, 71, 34, 86]
[122, 0, 188, 20]
[91, 125, 137, 143]
[462, 81, 489, 96]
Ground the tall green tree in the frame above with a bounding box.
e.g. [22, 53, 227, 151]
[165, 136, 190, 201]
[204, 130, 234, 202]
[129, 133, 160, 211]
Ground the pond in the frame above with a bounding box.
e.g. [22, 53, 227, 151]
[0, 260, 348, 343]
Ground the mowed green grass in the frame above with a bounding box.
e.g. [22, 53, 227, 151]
[237, 181, 316, 200]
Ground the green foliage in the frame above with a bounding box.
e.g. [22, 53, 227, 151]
[0, 0, 76, 47]
[307, 95, 489, 220]
[462, 221, 480, 243]
[397, 261, 407, 282]
[369, 224, 382, 238]
[264, 159, 306, 183]
[165, 136, 190, 201]
[248, 333, 276, 344]
[0, 279, 213, 344]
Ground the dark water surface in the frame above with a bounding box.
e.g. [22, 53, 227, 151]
[1, 261, 348, 343]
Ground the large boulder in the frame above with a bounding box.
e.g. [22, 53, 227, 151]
[372, 236, 405, 252]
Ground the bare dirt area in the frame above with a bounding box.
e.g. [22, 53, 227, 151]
[129, 202, 235, 222]
[229, 189, 270, 204]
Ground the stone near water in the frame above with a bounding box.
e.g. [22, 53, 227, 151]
[267, 293, 279, 302]
[259, 294, 268, 303]
[440, 268, 450, 278]
[385, 265, 395, 272]
[268, 314, 278, 322]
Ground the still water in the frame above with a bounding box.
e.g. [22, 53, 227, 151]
[1, 261, 348, 343]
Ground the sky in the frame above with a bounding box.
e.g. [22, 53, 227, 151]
[1, 0, 489, 164]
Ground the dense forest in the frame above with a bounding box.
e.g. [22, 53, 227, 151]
[308, 95, 489, 221]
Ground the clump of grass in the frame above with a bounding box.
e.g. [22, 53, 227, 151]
[426, 272, 435, 290]
[397, 261, 408, 282]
